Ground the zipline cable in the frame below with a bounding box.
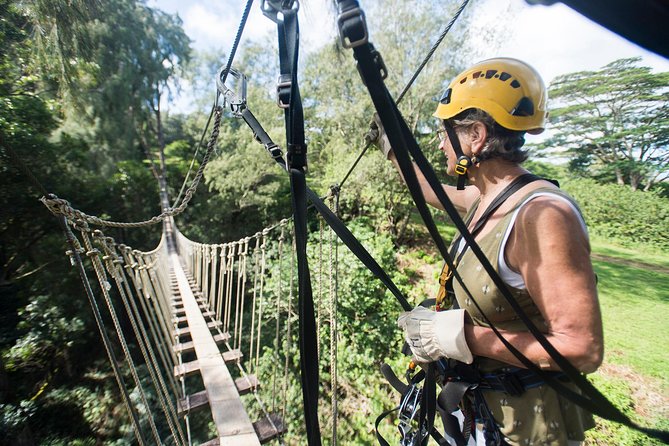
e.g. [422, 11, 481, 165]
[173, 0, 255, 209]
[337, 0, 470, 191]
[220, 0, 255, 87]
[42, 108, 223, 228]
[172, 104, 215, 208]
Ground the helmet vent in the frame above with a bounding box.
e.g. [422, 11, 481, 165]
[511, 97, 534, 116]
[485, 70, 497, 79]
[499, 72, 511, 81]
[510, 79, 521, 89]
[473, 71, 483, 79]
[439, 88, 452, 104]
[459, 77, 467, 84]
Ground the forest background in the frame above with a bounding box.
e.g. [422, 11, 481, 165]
[0, 0, 667, 445]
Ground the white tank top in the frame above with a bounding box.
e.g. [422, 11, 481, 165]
[498, 192, 588, 289]
[456, 192, 588, 290]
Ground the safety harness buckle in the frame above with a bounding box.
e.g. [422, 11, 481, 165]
[287, 143, 307, 170]
[454, 156, 471, 176]
[265, 142, 284, 161]
[496, 373, 524, 397]
[337, 7, 368, 49]
[276, 74, 292, 109]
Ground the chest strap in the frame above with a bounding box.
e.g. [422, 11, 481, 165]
[436, 173, 543, 310]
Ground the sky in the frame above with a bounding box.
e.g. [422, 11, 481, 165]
[148, 0, 669, 113]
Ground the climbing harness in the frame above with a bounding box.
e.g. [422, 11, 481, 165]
[335, 0, 669, 444]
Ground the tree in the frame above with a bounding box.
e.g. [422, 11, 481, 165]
[542, 58, 669, 191]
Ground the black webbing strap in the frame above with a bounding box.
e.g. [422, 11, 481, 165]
[266, 3, 320, 444]
[337, 1, 668, 442]
[290, 167, 321, 445]
[450, 173, 541, 262]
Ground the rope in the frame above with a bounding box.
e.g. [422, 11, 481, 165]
[40, 107, 223, 228]
[98, 237, 186, 446]
[172, 104, 216, 208]
[60, 220, 146, 446]
[272, 223, 286, 414]
[328, 192, 340, 445]
[210, 245, 218, 308]
[249, 236, 262, 374]
[254, 230, 268, 376]
[216, 244, 227, 321]
[317, 216, 324, 360]
[80, 231, 163, 445]
[337, 0, 470, 191]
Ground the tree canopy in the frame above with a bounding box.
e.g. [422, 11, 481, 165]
[542, 58, 669, 191]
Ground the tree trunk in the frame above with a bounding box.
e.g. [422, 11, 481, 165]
[615, 168, 625, 185]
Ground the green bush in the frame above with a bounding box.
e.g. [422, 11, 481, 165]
[561, 178, 669, 250]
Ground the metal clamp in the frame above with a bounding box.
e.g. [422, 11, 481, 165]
[261, 0, 299, 23]
[337, 7, 368, 49]
[216, 66, 248, 117]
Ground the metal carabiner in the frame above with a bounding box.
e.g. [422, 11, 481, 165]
[260, 0, 299, 23]
[397, 384, 428, 446]
[216, 66, 248, 117]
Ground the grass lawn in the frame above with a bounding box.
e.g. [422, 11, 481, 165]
[587, 244, 668, 444]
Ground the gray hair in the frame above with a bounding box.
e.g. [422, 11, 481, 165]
[448, 109, 528, 163]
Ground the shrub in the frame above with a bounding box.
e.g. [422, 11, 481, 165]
[561, 178, 669, 250]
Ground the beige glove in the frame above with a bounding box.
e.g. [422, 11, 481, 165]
[366, 113, 393, 159]
[397, 306, 473, 364]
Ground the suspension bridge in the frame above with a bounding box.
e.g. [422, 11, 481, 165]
[46, 201, 341, 445]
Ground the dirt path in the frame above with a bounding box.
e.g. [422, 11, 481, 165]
[591, 253, 669, 275]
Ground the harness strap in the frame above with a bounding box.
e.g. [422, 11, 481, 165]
[237, 93, 413, 313]
[264, 3, 320, 444]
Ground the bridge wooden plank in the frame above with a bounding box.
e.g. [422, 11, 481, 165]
[177, 375, 260, 415]
[174, 320, 221, 337]
[173, 332, 230, 354]
[171, 254, 260, 444]
[253, 413, 286, 444]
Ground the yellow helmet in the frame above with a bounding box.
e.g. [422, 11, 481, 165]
[434, 58, 547, 134]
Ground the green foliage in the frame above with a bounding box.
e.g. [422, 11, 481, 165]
[561, 177, 669, 250]
[240, 217, 407, 443]
[542, 58, 669, 191]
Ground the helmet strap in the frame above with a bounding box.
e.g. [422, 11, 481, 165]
[444, 121, 470, 190]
